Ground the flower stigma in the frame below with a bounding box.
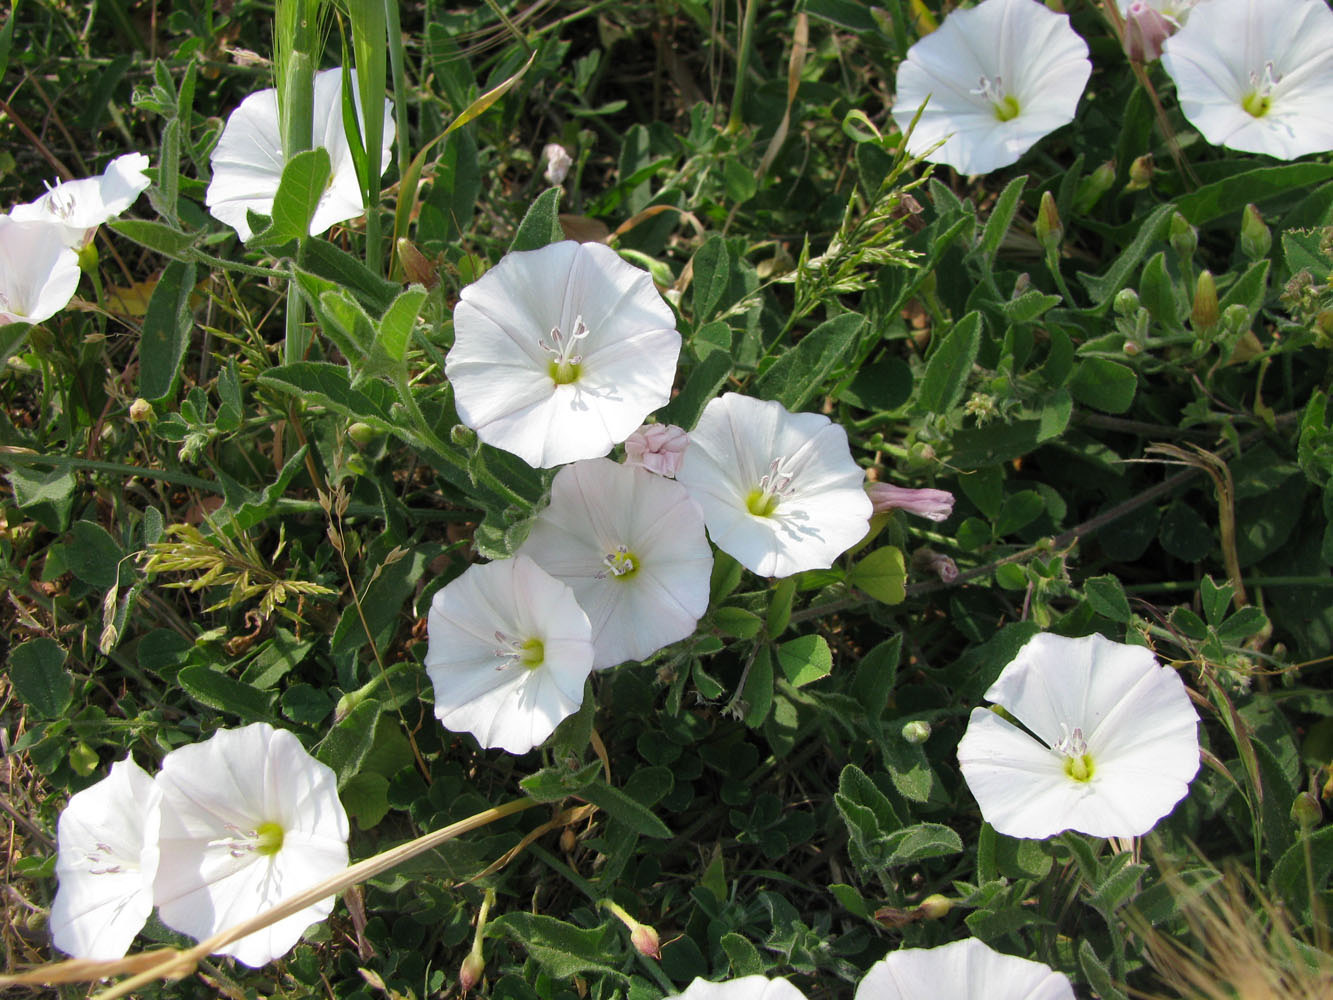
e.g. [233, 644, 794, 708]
[208, 821, 284, 857]
[493, 631, 547, 670]
[972, 75, 1021, 122]
[540, 315, 590, 385]
[1053, 724, 1095, 783]
[1243, 62, 1280, 118]
[255, 821, 285, 856]
[599, 544, 639, 581]
[746, 456, 798, 518]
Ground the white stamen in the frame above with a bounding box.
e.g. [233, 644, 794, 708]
[597, 544, 637, 579]
[1051, 724, 1088, 758]
[538, 315, 590, 369]
[207, 822, 261, 857]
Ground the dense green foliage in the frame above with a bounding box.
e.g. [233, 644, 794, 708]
[2, 2, 1332, 999]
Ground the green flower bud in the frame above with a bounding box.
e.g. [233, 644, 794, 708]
[347, 421, 377, 449]
[129, 398, 154, 422]
[1221, 304, 1251, 339]
[918, 894, 952, 919]
[459, 950, 485, 994]
[451, 424, 477, 447]
[1074, 161, 1116, 215]
[1170, 211, 1197, 260]
[1240, 204, 1271, 260]
[1124, 154, 1154, 193]
[1035, 191, 1062, 253]
[1113, 288, 1141, 316]
[901, 720, 932, 744]
[1191, 270, 1220, 334]
[1292, 790, 1322, 830]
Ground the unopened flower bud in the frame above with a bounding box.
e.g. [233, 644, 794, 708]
[901, 720, 932, 744]
[866, 483, 955, 522]
[1114, 288, 1141, 316]
[397, 238, 440, 290]
[129, 398, 153, 422]
[543, 143, 574, 186]
[1074, 161, 1116, 215]
[1170, 211, 1197, 260]
[348, 422, 377, 449]
[1221, 304, 1251, 340]
[1191, 270, 1220, 333]
[912, 547, 958, 584]
[1035, 191, 1062, 253]
[631, 922, 662, 960]
[1292, 791, 1322, 830]
[1123, 2, 1174, 62]
[560, 827, 578, 853]
[1240, 204, 1272, 260]
[624, 423, 689, 478]
[459, 949, 485, 994]
[918, 894, 952, 919]
[1125, 154, 1154, 192]
[451, 424, 477, 447]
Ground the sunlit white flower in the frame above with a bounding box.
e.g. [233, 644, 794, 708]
[446, 240, 681, 469]
[11, 153, 151, 248]
[154, 723, 349, 967]
[50, 757, 161, 960]
[518, 458, 712, 669]
[956, 632, 1200, 839]
[668, 976, 809, 1000]
[891, 0, 1092, 175]
[676, 393, 872, 579]
[624, 422, 689, 478]
[425, 555, 595, 754]
[855, 938, 1074, 1000]
[0, 216, 82, 326]
[1160, 0, 1333, 159]
[206, 67, 395, 241]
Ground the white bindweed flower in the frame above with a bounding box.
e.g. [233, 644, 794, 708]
[1160, 0, 1333, 159]
[11, 153, 151, 248]
[624, 422, 689, 478]
[668, 976, 809, 1000]
[49, 757, 162, 960]
[891, 0, 1092, 175]
[676, 393, 872, 579]
[956, 632, 1200, 839]
[206, 67, 395, 241]
[518, 458, 712, 670]
[154, 723, 350, 967]
[424, 555, 596, 754]
[855, 938, 1075, 1000]
[445, 240, 681, 469]
[0, 216, 82, 326]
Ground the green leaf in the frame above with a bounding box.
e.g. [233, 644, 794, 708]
[1199, 575, 1235, 627]
[720, 932, 766, 977]
[177, 666, 275, 723]
[916, 311, 981, 414]
[1070, 358, 1137, 414]
[258, 362, 397, 429]
[976, 175, 1027, 267]
[1084, 575, 1131, 623]
[752, 312, 865, 411]
[851, 634, 901, 721]
[713, 606, 763, 639]
[1088, 855, 1148, 913]
[317, 699, 382, 788]
[848, 546, 907, 605]
[65, 520, 126, 589]
[1077, 202, 1175, 305]
[297, 238, 399, 313]
[581, 781, 673, 838]
[776, 634, 833, 688]
[139, 260, 196, 402]
[1078, 939, 1129, 1000]
[883, 822, 963, 864]
[520, 760, 603, 803]
[691, 235, 731, 322]
[767, 577, 796, 637]
[341, 772, 391, 829]
[742, 646, 775, 729]
[1137, 251, 1179, 326]
[489, 913, 624, 981]
[509, 187, 564, 253]
[249, 147, 332, 247]
[995, 490, 1045, 536]
[9, 638, 72, 719]
[377, 286, 428, 363]
[107, 219, 199, 260]
[1176, 163, 1333, 226]
[1271, 825, 1333, 918]
[660, 351, 732, 429]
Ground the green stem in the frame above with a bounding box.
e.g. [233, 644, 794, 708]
[725, 0, 758, 135]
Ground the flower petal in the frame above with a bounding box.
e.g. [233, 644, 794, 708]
[855, 938, 1075, 1000]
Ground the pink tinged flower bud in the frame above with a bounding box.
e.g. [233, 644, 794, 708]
[913, 547, 958, 583]
[624, 423, 689, 478]
[543, 143, 573, 186]
[631, 922, 662, 960]
[459, 949, 485, 994]
[866, 483, 955, 522]
[1124, 2, 1175, 62]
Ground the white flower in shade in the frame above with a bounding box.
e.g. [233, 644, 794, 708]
[206, 67, 394, 241]
[956, 632, 1200, 839]
[676, 393, 872, 579]
[49, 758, 161, 960]
[11, 153, 151, 248]
[624, 422, 689, 478]
[518, 458, 712, 670]
[445, 240, 681, 469]
[855, 938, 1074, 1000]
[1160, 0, 1333, 159]
[425, 555, 596, 754]
[0, 217, 82, 326]
[668, 977, 809, 1000]
[543, 143, 573, 185]
[154, 723, 349, 967]
[890, 0, 1092, 175]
